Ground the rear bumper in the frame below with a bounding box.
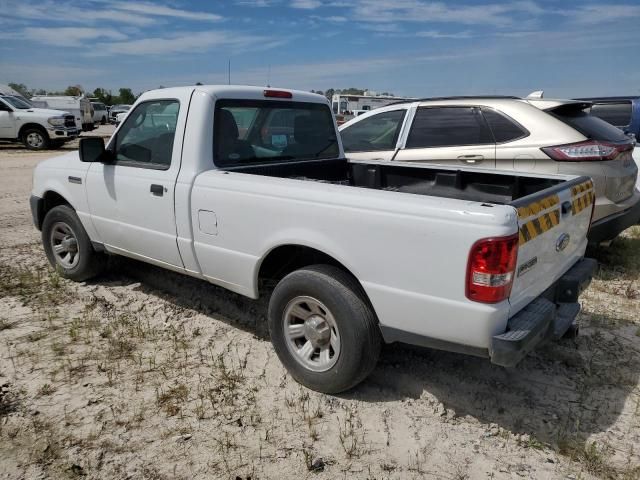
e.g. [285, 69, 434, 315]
[588, 197, 640, 244]
[490, 257, 597, 367]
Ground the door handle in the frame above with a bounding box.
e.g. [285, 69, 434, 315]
[150, 184, 164, 196]
[457, 155, 484, 164]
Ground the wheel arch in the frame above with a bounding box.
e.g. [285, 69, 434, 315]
[18, 123, 50, 141]
[36, 190, 74, 229]
[256, 244, 374, 311]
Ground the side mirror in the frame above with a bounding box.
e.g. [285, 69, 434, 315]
[79, 137, 106, 162]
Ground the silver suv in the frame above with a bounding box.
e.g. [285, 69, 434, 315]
[339, 96, 640, 244]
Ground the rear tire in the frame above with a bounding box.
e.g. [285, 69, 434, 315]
[22, 127, 49, 150]
[101, 116, 106, 125]
[42, 205, 105, 281]
[268, 264, 381, 393]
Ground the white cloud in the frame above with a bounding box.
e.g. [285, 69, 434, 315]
[110, 2, 223, 22]
[416, 30, 473, 39]
[350, 0, 545, 27]
[2, 0, 157, 26]
[23, 27, 128, 46]
[561, 4, 640, 25]
[291, 0, 322, 9]
[235, 0, 279, 6]
[93, 30, 287, 56]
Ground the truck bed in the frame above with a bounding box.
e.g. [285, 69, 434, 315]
[224, 158, 562, 205]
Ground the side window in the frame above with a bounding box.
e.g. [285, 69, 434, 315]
[114, 100, 179, 169]
[482, 108, 528, 143]
[340, 110, 406, 152]
[406, 107, 492, 148]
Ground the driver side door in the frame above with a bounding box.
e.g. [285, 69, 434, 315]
[85, 98, 185, 268]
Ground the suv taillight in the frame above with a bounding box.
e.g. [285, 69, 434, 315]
[466, 234, 519, 303]
[542, 140, 633, 161]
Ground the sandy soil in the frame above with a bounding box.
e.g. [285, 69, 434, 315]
[0, 144, 638, 479]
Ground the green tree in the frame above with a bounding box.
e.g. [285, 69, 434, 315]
[324, 88, 335, 100]
[64, 85, 83, 96]
[8, 82, 30, 97]
[92, 87, 114, 105]
[117, 88, 135, 105]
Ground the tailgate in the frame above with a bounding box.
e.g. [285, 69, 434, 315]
[508, 177, 595, 314]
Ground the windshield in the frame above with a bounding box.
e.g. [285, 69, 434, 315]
[114, 105, 130, 110]
[214, 99, 338, 167]
[1, 95, 32, 109]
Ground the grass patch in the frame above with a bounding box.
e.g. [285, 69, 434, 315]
[590, 226, 640, 280]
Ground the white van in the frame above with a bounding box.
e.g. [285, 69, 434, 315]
[90, 102, 108, 125]
[29, 96, 94, 131]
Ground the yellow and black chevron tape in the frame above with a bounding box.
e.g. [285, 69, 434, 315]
[570, 179, 594, 197]
[518, 208, 561, 245]
[571, 180, 595, 216]
[517, 180, 593, 245]
[517, 194, 559, 219]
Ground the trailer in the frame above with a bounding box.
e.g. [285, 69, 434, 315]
[331, 93, 416, 123]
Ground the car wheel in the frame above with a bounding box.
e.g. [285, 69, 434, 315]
[268, 264, 381, 393]
[101, 116, 106, 125]
[22, 127, 50, 150]
[42, 205, 105, 282]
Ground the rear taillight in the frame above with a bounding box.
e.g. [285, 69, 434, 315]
[466, 234, 519, 303]
[542, 140, 633, 162]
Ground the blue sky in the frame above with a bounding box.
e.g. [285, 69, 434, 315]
[1, 0, 640, 98]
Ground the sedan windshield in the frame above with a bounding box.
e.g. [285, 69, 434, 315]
[1, 95, 32, 109]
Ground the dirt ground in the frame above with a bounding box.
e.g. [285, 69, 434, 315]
[0, 141, 639, 480]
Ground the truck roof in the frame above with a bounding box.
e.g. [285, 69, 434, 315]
[139, 85, 329, 104]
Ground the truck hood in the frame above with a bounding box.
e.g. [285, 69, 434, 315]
[16, 108, 72, 117]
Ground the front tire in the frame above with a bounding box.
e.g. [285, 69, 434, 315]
[268, 265, 381, 393]
[42, 205, 105, 281]
[22, 127, 50, 150]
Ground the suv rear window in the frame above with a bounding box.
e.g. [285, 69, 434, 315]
[551, 105, 630, 143]
[589, 102, 632, 127]
[214, 99, 338, 167]
[406, 107, 493, 148]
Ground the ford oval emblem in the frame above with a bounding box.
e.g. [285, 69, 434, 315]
[556, 233, 570, 252]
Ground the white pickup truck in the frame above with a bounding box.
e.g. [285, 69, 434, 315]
[30, 86, 596, 393]
[0, 95, 79, 150]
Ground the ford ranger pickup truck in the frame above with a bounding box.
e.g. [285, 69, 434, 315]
[30, 86, 596, 393]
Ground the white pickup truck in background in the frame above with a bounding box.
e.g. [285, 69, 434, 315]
[30, 86, 596, 393]
[0, 94, 79, 150]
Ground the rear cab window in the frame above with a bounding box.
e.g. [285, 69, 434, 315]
[214, 100, 338, 167]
